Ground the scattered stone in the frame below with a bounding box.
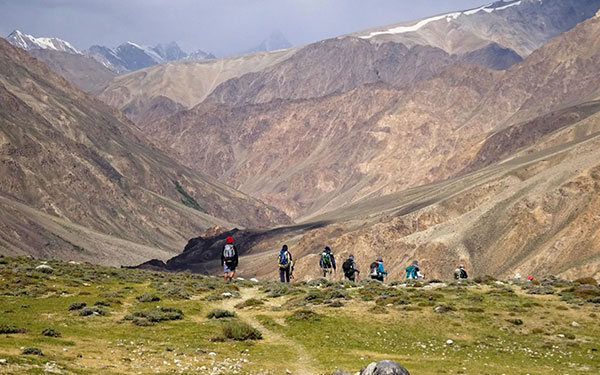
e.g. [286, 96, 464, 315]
[250, 278, 259, 283]
[221, 292, 233, 297]
[571, 321, 580, 327]
[434, 304, 455, 313]
[208, 352, 217, 356]
[0, 359, 7, 364]
[286, 369, 292, 374]
[236, 277, 245, 281]
[360, 360, 410, 375]
[446, 339, 454, 345]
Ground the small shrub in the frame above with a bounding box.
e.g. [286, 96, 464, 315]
[574, 277, 598, 286]
[79, 306, 106, 316]
[94, 300, 110, 307]
[0, 257, 8, 265]
[131, 317, 153, 326]
[136, 293, 161, 303]
[474, 275, 497, 284]
[327, 300, 344, 308]
[221, 321, 262, 341]
[507, 319, 524, 326]
[0, 324, 26, 334]
[531, 327, 545, 334]
[207, 309, 236, 319]
[68, 302, 87, 311]
[22, 347, 43, 356]
[41, 328, 61, 337]
[125, 307, 183, 324]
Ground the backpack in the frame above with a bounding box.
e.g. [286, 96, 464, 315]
[460, 269, 468, 279]
[223, 244, 235, 261]
[370, 262, 379, 277]
[279, 250, 290, 268]
[342, 258, 354, 276]
[406, 265, 416, 279]
[321, 252, 332, 268]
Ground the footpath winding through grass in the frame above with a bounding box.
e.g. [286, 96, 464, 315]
[0, 256, 599, 375]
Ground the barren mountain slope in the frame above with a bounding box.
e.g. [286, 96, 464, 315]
[154, 104, 600, 280]
[205, 40, 459, 106]
[28, 49, 116, 93]
[147, 11, 600, 221]
[357, 0, 600, 57]
[0, 39, 289, 265]
[98, 48, 298, 123]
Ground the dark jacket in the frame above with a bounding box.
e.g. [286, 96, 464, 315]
[221, 244, 238, 267]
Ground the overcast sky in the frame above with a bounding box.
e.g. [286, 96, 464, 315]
[0, 0, 489, 57]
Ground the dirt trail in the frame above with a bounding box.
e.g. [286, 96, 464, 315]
[219, 287, 320, 375]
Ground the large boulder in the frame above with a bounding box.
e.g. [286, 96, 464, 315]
[360, 360, 410, 375]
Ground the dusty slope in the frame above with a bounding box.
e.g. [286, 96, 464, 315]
[156, 104, 600, 280]
[145, 11, 600, 221]
[0, 38, 290, 265]
[98, 48, 298, 123]
[28, 49, 116, 93]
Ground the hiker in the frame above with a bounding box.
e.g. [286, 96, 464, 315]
[319, 246, 336, 279]
[342, 254, 360, 282]
[454, 264, 468, 280]
[405, 260, 420, 280]
[278, 245, 294, 283]
[369, 257, 387, 282]
[221, 236, 238, 282]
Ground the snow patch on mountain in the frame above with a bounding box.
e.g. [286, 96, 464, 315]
[361, 0, 522, 38]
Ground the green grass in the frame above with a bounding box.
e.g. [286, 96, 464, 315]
[173, 180, 206, 213]
[0, 256, 599, 375]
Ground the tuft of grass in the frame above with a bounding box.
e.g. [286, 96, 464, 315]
[41, 328, 61, 337]
[221, 320, 262, 341]
[136, 293, 161, 302]
[0, 324, 27, 334]
[235, 298, 265, 309]
[368, 305, 388, 314]
[68, 302, 87, 311]
[79, 306, 107, 316]
[124, 307, 183, 325]
[207, 309, 236, 319]
[22, 347, 43, 356]
[286, 309, 321, 322]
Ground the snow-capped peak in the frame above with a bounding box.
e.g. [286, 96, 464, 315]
[6, 30, 80, 54]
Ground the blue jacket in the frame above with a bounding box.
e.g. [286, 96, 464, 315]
[377, 262, 387, 275]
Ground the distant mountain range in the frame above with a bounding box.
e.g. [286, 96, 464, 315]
[244, 30, 292, 54]
[4, 30, 216, 74]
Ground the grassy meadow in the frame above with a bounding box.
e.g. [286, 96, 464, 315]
[0, 256, 599, 375]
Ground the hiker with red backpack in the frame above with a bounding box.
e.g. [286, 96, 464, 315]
[278, 245, 294, 283]
[319, 246, 336, 279]
[221, 236, 238, 282]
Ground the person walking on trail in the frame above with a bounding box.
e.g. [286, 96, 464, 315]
[319, 246, 336, 279]
[278, 245, 294, 283]
[454, 264, 468, 280]
[405, 260, 420, 280]
[369, 257, 387, 282]
[342, 254, 360, 282]
[221, 236, 238, 282]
